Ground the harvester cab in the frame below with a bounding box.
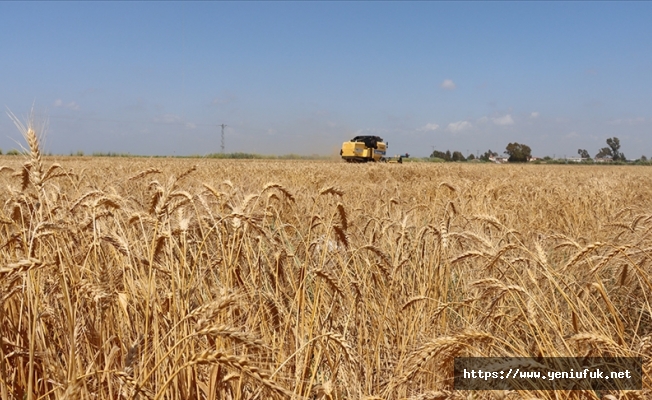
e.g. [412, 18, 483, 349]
[340, 135, 387, 163]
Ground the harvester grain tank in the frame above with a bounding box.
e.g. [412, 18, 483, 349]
[340, 135, 388, 163]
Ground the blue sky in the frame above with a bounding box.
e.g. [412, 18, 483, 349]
[1, 2, 651, 158]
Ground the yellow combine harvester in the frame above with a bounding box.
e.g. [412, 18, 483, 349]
[340, 135, 394, 163]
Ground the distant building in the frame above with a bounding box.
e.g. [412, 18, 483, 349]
[489, 156, 509, 163]
[595, 155, 613, 163]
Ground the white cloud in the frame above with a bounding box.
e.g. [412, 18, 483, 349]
[185, 122, 196, 129]
[447, 120, 471, 132]
[155, 114, 182, 124]
[530, 112, 540, 118]
[608, 117, 645, 125]
[212, 91, 237, 106]
[565, 131, 579, 138]
[418, 123, 439, 132]
[492, 114, 514, 126]
[440, 79, 456, 90]
[53, 99, 80, 110]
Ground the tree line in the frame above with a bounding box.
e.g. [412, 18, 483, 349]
[430, 137, 641, 163]
[577, 137, 625, 161]
[430, 144, 532, 162]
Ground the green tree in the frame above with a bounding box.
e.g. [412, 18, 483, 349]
[452, 151, 466, 162]
[578, 149, 590, 159]
[505, 142, 532, 162]
[606, 137, 625, 161]
[595, 147, 612, 159]
[480, 150, 498, 161]
[595, 137, 625, 161]
[445, 150, 452, 161]
[430, 150, 448, 159]
[467, 153, 475, 160]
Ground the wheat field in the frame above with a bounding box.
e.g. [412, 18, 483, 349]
[1, 125, 651, 399]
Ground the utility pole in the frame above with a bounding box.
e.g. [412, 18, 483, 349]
[220, 124, 227, 154]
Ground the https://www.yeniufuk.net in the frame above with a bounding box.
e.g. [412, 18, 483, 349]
[462, 367, 633, 381]
[454, 358, 642, 390]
